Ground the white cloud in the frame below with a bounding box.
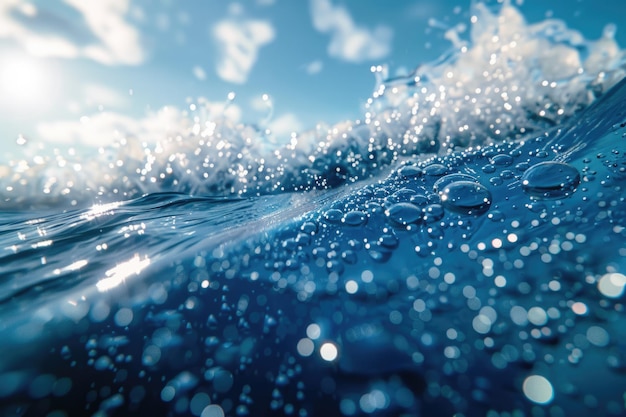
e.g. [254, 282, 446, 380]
[268, 113, 303, 137]
[309, 0, 392, 63]
[0, 0, 144, 65]
[37, 99, 242, 146]
[212, 19, 275, 84]
[37, 111, 163, 146]
[193, 65, 207, 81]
[304, 60, 323, 74]
[250, 94, 272, 113]
[83, 84, 129, 108]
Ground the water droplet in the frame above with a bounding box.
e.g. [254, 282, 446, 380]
[409, 194, 429, 207]
[422, 204, 445, 222]
[323, 209, 344, 224]
[500, 169, 515, 180]
[300, 221, 318, 234]
[398, 165, 423, 178]
[341, 250, 357, 264]
[491, 154, 514, 166]
[368, 246, 392, 263]
[482, 164, 496, 174]
[343, 210, 367, 226]
[424, 163, 448, 176]
[521, 161, 580, 199]
[378, 234, 399, 249]
[385, 203, 421, 225]
[433, 173, 478, 193]
[385, 188, 417, 205]
[439, 181, 492, 215]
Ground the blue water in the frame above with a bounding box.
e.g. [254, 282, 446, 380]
[2, 2, 626, 417]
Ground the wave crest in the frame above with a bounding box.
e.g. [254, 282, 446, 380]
[2, 1, 625, 207]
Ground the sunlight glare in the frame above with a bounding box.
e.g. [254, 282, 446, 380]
[0, 56, 48, 107]
[97, 254, 151, 292]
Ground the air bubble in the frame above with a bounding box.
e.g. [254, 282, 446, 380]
[597, 272, 626, 298]
[522, 375, 554, 405]
[521, 161, 580, 199]
[320, 342, 338, 361]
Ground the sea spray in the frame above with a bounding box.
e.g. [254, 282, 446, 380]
[1, 1, 624, 207]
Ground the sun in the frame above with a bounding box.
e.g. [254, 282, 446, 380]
[0, 55, 49, 108]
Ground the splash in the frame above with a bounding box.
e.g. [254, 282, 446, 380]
[1, 1, 624, 207]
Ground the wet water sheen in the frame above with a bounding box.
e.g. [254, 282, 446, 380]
[1, 2, 626, 417]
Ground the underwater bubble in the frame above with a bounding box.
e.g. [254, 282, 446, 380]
[343, 210, 368, 226]
[190, 392, 211, 416]
[29, 374, 56, 399]
[213, 370, 233, 393]
[522, 375, 554, 405]
[320, 342, 338, 361]
[345, 280, 359, 294]
[0, 371, 28, 398]
[439, 181, 492, 215]
[114, 308, 133, 327]
[385, 203, 421, 225]
[586, 326, 610, 347]
[161, 385, 176, 402]
[307, 323, 321, 339]
[201, 405, 225, 417]
[527, 307, 548, 326]
[433, 173, 478, 193]
[297, 338, 315, 357]
[597, 272, 626, 298]
[521, 161, 580, 199]
[472, 314, 492, 334]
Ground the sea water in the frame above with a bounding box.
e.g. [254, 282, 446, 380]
[1, 2, 626, 417]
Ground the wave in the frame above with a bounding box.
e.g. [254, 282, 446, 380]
[1, 0, 625, 209]
[1, 58, 626, 417]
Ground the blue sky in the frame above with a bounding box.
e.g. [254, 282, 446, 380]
[0, 0, 624, 157]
